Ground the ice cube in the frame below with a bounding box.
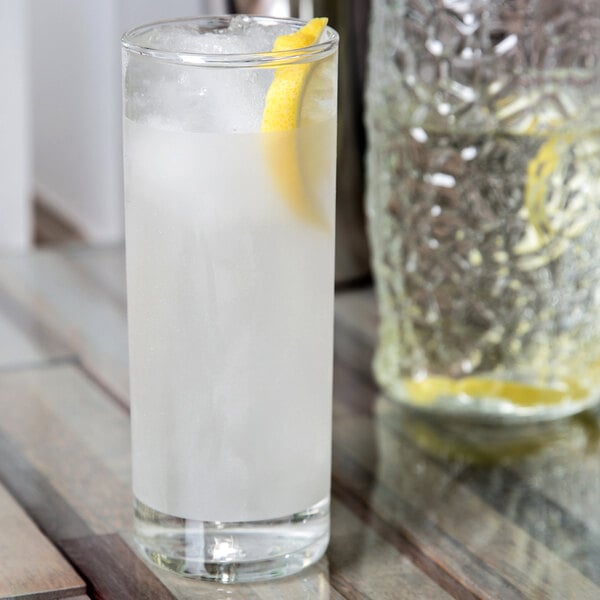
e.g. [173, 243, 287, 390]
[124, 17, 298, 132]
[132, 16, 295, 55]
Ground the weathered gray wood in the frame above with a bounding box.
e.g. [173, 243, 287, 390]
[0, 309, 49, 368]
[334, 403, 600, 599]
[2, 246, 600, 599]
[0, 366, 131, 538]
[61, 245, 127, 307]
[0, 481, 85, 599]
[0, 363, 433, 599]
[0, 284, 73, 369]
[508, 414, 600, 536]
[328, 500, 452, 600]
[0, 249, 129, 399]
[336, 285, 600, 588]
[61, 533, 177, 600]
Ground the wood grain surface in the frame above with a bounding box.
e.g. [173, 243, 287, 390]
[0, 481, 85, 599]
[0, 245, 599, 599]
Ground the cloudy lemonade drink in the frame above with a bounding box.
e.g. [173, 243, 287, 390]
[122, 17, 338, 582]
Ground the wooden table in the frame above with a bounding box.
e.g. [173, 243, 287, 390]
[1, 244, 599, 599]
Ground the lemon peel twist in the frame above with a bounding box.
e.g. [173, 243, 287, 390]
[261, 18, 329, 225]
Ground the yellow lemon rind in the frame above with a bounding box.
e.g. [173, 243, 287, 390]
[261, 18, 330, 226]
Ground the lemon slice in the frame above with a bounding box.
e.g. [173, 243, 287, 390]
[261, 17, 329, 225]
[496, 92, 600, 258]
[403, 375, 587, 408]
[517, 130, 576, 255]
[262, 18, 328, 132]
[496, 93, 571, 255]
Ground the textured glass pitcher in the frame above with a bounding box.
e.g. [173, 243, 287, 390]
[366, 0, 600, 422]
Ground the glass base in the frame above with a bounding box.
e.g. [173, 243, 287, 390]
[133, 497, 330, 583]
[374, 355, 600, 424]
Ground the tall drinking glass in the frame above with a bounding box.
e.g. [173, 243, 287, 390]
[121, 16, 338, 582]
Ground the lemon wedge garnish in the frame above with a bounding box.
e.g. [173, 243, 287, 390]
[496, 93, 600, 258]
[261, 17, 329, 225]
[518, 130, 577, 254]
[262, 17, 328, 132]
[523, 134, 566, 243]
[403, 375, 587, 408]
[497, 94, 574, 255]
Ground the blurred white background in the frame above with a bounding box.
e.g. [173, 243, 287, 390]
[0, 0, 301, 252]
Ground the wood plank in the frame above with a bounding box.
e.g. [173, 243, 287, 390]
[0, 285, 73, 369]
[0, 366, 132, 537]
[60, 245, 126, 308]
[335, 287, 600, 588]
[330, 327, 600, 597]
[327, 500, 452, 600]
[461, 460, 600, 587]
[6, 252, 598, 598]
[61, 534, 176, 600]
[389, 408, 600, 563]
[331, 402, 517, 598]
[0, 249, 129, 400]
[0, 365, 339, 599]
[0, 430, 95, 543]
[0, 363, 131, 484]
[253, 565, 346, 600]
[0, 481, 85, 600]
[507, 411, 600, 536]
[0, 365, 253, 599]
[0, 308, 49, 368]
[252, 564, 344, 600]
[333, 401, 600, 599]
[0, 362, 453, 599]
[442, 411, 600, 587]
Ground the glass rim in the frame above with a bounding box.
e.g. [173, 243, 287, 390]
[121, 15, 339, 68]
